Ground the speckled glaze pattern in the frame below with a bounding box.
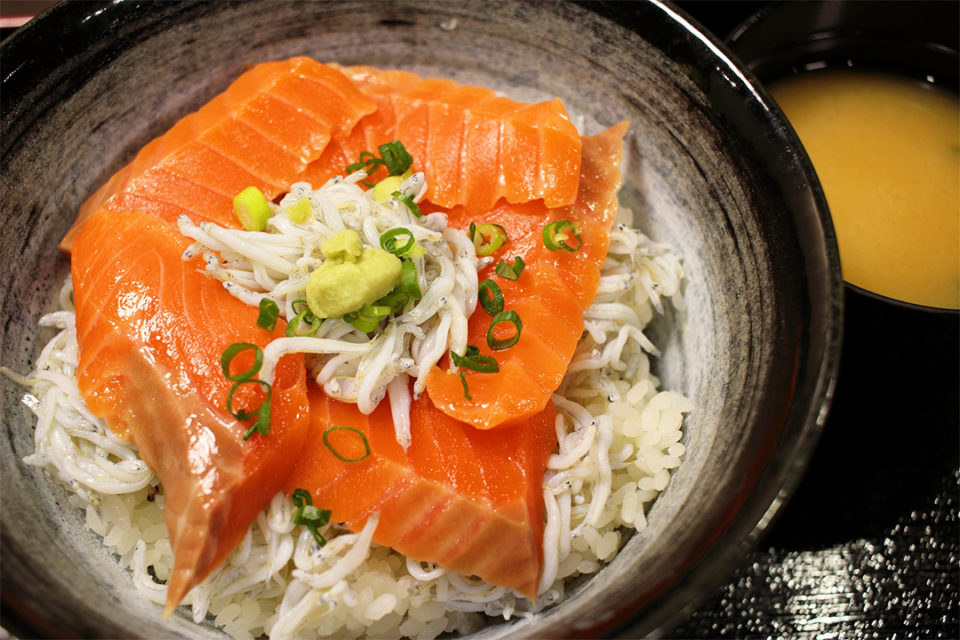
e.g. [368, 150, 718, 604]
[0, 1, 841, 638]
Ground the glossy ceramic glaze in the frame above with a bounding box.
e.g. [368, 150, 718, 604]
[0, 1, 841, 638]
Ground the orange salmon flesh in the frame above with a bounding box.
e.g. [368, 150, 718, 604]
[65, 57, 628, 612]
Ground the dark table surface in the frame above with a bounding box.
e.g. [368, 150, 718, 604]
[2, 2, 957, 639]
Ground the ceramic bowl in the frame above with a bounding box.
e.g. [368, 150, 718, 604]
[0, 1, 842, 637]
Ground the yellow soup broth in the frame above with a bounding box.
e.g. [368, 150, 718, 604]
[770, 70, 960, 309]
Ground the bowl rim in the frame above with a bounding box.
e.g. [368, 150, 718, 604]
[603, 1, 844, 634]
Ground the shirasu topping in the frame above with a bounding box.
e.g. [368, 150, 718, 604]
[177, 170, 481, 448]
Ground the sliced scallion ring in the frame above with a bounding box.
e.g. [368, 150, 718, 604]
[220, 343, 263, 381]
[486, 310, 522, 350]
[362, 304, 392, 317]
[346, 150, 379, 175]
[376, 290, 409, 314]
[469, 222, 508, 256]
[399, 260, 422, 300]
[374, 261, 422, 314]
[232, 186, 272, 231]
[478, 279, 504, 316]
[286, 300, 322, 337]
[379, 227, 417, 257]
[221, 343, 272, 439]
[495, 256, 525, 281]
[227, 378, 272, 421]
[543, 220, 582, 252]
[322, 425, 371, 462]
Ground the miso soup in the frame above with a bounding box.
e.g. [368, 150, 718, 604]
[771, 70, 959, 309]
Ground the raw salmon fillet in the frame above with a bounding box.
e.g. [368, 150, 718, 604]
[424, 123, 629, 429]
[73, 208, 310, 614]
[68, 58, 374, 614]
[60, 57, 376, 252]
[282, 384, 558, 600]
[300, 65, 583, 213]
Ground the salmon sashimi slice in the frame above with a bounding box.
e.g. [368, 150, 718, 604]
[72, 207, 310, 615]
[424, 123, 629, 430]
[59, 57, 376, 252]
[304, 64, 582, 213]
[282, 384, 558, 600]
[67, 59, 377, 613]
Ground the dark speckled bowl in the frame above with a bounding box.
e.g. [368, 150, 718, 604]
[0, 1, 841, 638]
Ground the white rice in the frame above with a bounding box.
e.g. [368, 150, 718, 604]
[6, 216, 690, 640]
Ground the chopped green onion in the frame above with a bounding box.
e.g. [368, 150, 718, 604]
[378, 141, 414, 176]
[286, 300, 322, 337]
[379, 227, 417, 257]
[292, 488, 332, 548]
[220, 343, 263, 381]
[375, 261, 422, 314]
[233, 186, 272, 231]
[346, 150, 379, 177]
[361, 304, 392, 318]
[351, 318, 378, 333]
[292, 488, 312, 508]
[323, 425, 371, 462]
[469, 222, 508, 256]
[451, 345, 499, 373]
[242, 399, 272, 440]
[478, 279, 504, 316]
[221, 343, 272, 439]
[495, 256, 525, 281]
[344, 304, 391, 333]
[543, 220, 582, 252]
[354, 304, 392, 332]
[257, 298, 280, 331]
[286, 197, 312, 224]
[342, 311, 371, 333]
[376, 290, 409, 315]
[392, 190, 423, 218]
[353, 319, 380, 333]
[486, 310, 522, 350]
[225, 378, 272, 439]
[398, 260, 422, 300]
[459, 369, 472, 400]
[346, 141, 413, 186]
[451, 345, 498, 400]
[227, 379, 271, 420]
